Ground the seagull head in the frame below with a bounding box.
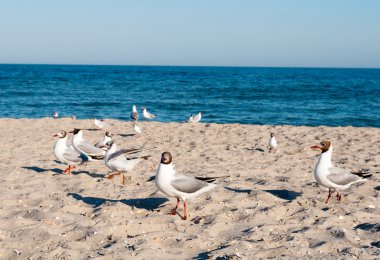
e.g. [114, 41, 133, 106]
[270, 133, 275, 137]
[105, 141, 114, 148]
[69, 128, 81, 135]
[311, 141, 331, 153]
[53, 130, 67, 138]
[161, 152, 172, 165]
[105, 131, 113, 137]
[140, 107, 146, 110]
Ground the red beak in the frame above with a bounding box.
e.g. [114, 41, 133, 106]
[310, 145, 321, 150]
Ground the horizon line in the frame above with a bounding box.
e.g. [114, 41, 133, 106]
[0, 62, 379, 70]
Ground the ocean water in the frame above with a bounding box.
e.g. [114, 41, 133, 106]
[0, 64, 379, 127]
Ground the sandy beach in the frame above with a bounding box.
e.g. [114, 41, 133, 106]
[0, 118, 379, 259]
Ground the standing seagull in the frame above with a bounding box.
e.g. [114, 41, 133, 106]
[105, 141, 153, 185]
[94, 118, 109, 129]
[155, 152, 225, 220]
[133, 123, 143, 137]
[70, 129, 106, 161]
[52, 112, 59, 118]
[95, 131, 113, 151]
[53, 130, 85, 174]
[311, 141, 371, 203]
[188, 112, 202, 123]
[268, 133, 278, 153]
[141, 107, 157, 120]
[131, 105, 139, 121]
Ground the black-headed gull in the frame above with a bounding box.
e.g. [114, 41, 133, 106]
[141, 107, 157, 119]
[94, 118, 109, 129]
[105, 141, 153, 184]
[188, 112, 202, 123]
[95, 131, 113, 151]
[269, 133, 278, 153]
[53, 130, 86, 174]
[311, 141, 371, 203]
[52, 112, 59, 118]
[70, 129, 106, 161]
[155, 152, 226, 220]
[131, 105, 139, 121]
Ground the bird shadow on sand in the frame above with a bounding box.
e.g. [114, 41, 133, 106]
[68, 192, 169, 211]
[224, 186, 252, 194]
[118, 133, 136, 138]
[191, 245, 230, 260]
[71, 171, 106, 178]
[82, 128, 101, 131]
[21, 166, 62, 174]
[264, 189, 302, 201]
[374, 186, 380, 191]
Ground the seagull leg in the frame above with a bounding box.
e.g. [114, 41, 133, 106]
[106, 171, 121, 180]
[63, 166, 70, 174]
[336, 191, 342, 203]
[168, 198, 180, 215]
[121, 173, 126, 185]
[68, 165, 75, 175]
[325, 189, 332, 203]
[182, 201, 187, 220]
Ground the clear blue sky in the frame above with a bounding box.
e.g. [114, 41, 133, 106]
[1, 0, 379, 68]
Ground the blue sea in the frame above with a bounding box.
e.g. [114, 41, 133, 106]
[0, 64, 379, 127]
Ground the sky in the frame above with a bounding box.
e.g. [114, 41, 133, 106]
[0, 0, 380, 68]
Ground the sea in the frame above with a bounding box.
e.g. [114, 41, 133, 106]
[0, 64, 379, 127]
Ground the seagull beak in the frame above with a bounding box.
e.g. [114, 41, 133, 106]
[69, 130, 74, 133]
[310, 145, 322, 150]
[53, 134, 59, 137]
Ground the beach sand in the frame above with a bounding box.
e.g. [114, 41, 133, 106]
[0, 118, 379, 259]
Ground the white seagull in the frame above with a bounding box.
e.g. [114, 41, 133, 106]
[52, 112, 59, 118]
[95, 131, 113, 151]
[133, 123, 143, 136]
[155, 152, 225, 220]
[105, 141, 152, 185]
[70, 129, 106, 161]
[269, 133, 278, 153]
[141, 107, 157, 120]
[53, 130, 86, 174]
[94, 118, 109, 129]
[188, 112, 202, 123]
[311, 141, 371, 203]
[131, 105, 139, 121]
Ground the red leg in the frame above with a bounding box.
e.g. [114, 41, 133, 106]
[182, 201, 187, 220]
[336, 191, 342, 203]
[325, 190, 332, 203]
[168, 198, 180, 215]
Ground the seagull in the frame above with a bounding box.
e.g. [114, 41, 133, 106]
[70, 128, 106, 161]
[269, 133, 278, 153]
[155, 152, 226, 220]
[188, 112, 202, 123]
[133, 123, 143, 136]
[95, 131, 113, 151]
[94, 118, 109, 129]
[53, 130, 86, 174]
[141, 107, 157, 120]
[131, 105, 139, 121]
[105, 141, 153, 185]
[311, 141, 372, 203]
[52, 112, 59, 118]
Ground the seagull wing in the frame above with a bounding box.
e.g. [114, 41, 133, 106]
[327, 167, 363, 185]
[77, 143, 105, 156]
[171, 173, 208, 194]
[62, 149, 83, 163]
